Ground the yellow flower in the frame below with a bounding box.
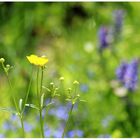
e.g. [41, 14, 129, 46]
[26, 54, 48, 67]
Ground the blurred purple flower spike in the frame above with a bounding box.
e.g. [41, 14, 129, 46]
[67, 129, 84, 138]
[44, 125, 51, 137]
[80, 84, 89, 93]
[48, 105, 68, 120]
[0, 134, 5, 138]
[113, 9, 124, 34]
[124, 59, 139, 91]
[116, 61, 128, 83]
[116, 59, 139, 91]
[98, 26, 109, 51]
[24, 121, 34, 133]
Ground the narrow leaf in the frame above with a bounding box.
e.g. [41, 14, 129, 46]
[80, 99, 86, 102]
[0, 107, 16, 114]
[25, 104, 39, 110]
[19, 98, 23, 111]
[43, 102, 54, 109]
[42, 86, 51, 92]
[41, 93, 45, 108]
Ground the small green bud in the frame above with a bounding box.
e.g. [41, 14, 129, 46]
[6, 64, 10, 69]
[50, 82, 54, 89]
[72, 101, 75, 105]
[59, 77, 64, 81]
[77, 94, 80, 97]
[55, 88, 58, 91]
[68, 88, 72, 92]
[0, 58, 5, 63]
[50, 82, 54, 86]
[73, 80, 79, 85]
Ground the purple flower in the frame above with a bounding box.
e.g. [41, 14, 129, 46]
[124, 59, 139, 91]
[80, 84, 89, 93]
[3, 121, 16, 131]
[24, 121, 34, 133]
[44, 125, 51, 137]
[113, 10, 124, 34]
[10, 114, 18, 122]
[98, 26, 109, 51]
[116, 59, 139, 91]
[45, 129, 51, 137]
[48, 105, 68, 120]
[0, 134, 5, 138]
[116, 61, 128, 83]
[67, 130, 84, 138]
[53, 127, 63, 138]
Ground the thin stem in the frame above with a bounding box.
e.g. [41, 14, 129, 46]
[39, 108, 44, 138]
[3, 68, 25, 137]
[98, 52, 110, 83]
[5, 73, 19, 112]
[62, 104, 74, 138]
[22, 66, 34, 113]
[37, 67, 45, 138]
[19, 115, 25, 138]
[40, 67, 44, 138]
[40, 67, 44, 96]
[37, 67, 40, 107]
[43, 97, 53, 129]
[124, 93, 138, 132]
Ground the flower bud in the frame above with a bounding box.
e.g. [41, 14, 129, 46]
[73, 80, 79, 85]
[50, 82, 54, 88]
[55, 88, 58, 91]
[6, 64, 10, 69]
[50, 82, 54, 85]
[0, 58, 5, 63]
[77, 94, 80, 97]
[59, 77, 64, 81]
[68, 88, 72, 92]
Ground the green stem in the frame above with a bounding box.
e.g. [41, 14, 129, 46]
[40, 67, 43, 96]
[37, 67, 40, 107]
[62, 104, 74, 138]
[39, 108, 44, 138]
[99, 52, 110, 83]
[5, 73, 19, 112]
[40, 67, 44, 138]
[19, 114, 25, 138]
[124, 93, 138, 132]
[37, 67, 45, 138]
[43, 97, 52, 131]
[22, 66, 34, 113]
[4, 69, 25, 137]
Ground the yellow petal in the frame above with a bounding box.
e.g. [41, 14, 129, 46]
[26, 54, 48, 66]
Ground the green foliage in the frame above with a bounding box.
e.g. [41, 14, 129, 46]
[0, 2, 140, 138]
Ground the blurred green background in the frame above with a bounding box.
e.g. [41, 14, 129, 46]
[0, 2, 140, 138]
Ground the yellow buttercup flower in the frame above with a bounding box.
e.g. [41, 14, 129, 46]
[26, 54, 48, 67]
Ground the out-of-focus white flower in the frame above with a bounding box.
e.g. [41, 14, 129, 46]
[114, 87, 127, 97]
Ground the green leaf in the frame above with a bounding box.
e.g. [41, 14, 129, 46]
[25, 104, 39, 110]
[0, 107, 16, 114]
[65, 98, 71, 102]
[80, 99, 86, 102]
[43, 102, 53, 109]
[41, 93, 45, 108]
[42, 86, 51, 92]
[19, 98, 23, 111]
